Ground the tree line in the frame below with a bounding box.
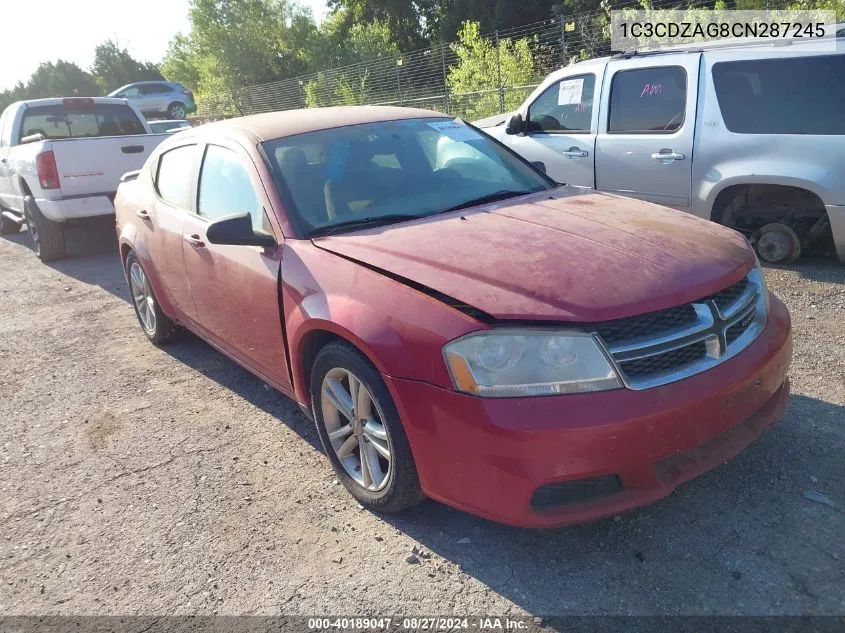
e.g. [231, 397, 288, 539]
[3, 0, 842, 117]
[0, 41, 164, 113]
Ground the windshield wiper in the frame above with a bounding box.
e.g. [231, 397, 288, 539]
[309, 214, 421, 237]
[437, 190, 531, 215]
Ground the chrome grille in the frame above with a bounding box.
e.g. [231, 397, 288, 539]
[593, 270, 767, 390]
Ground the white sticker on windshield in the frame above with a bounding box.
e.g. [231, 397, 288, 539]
[558, 78, 584, 105]
[428, 120, 482, 142]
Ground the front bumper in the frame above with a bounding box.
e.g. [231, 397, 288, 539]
[385, 296, 792, 528]
[36, 195, 115, 222]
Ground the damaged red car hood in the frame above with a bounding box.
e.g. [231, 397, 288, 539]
[313, 189, 755, 322]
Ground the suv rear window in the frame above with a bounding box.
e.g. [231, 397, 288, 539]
[713, 55, 845, 135]
[19, 103, 146, 140]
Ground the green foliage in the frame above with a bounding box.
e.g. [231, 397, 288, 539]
[1, 46, 163, 113]
[446, 21, 537, 120]
[92, 40, 163, 93]
[303, 19, 399, 107]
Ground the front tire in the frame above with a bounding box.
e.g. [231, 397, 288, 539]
[23, 196, 65, 261]
[311, 341, 423, 513]
[125, 251, 176, 345]
[167, 102, 186, 120]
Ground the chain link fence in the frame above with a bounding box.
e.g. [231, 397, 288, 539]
[195, 0, 801, 120]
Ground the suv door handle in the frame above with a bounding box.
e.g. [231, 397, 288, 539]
[184, 233, 206, 248]
[651, 150, 685, 162]
[136, 209, 151, 220]
[562, 147, 589, 158]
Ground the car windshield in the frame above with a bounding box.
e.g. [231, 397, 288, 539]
[263, 117, 553, 237]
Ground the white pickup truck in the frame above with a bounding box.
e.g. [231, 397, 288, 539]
[0, 97, 168, 261]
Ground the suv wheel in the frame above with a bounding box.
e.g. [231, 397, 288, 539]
[167, 102, 186, 120]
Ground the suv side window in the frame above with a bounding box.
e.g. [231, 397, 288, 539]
[608, 66, 686, 134]
[713, 55, 845, 135]
[141, 84, 172, 95]
[156, 145, 197, 209]
[527, 73, 595, 133]
[197, 145, 265, 231]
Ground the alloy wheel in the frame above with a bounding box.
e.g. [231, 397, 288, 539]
[321, 368, 393, 491]
[129, 262, 157, 334]
[170, 105, 186, 119]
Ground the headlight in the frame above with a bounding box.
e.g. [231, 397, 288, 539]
[443, 329, 622, 398]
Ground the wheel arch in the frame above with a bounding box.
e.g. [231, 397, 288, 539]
[292, 322, 392, 409]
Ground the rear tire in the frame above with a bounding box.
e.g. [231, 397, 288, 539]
[167, 102, 186, 120]
[0, 212, 22, 235]
[310, 341, 423, 514]
[23, 196, 65, 261]
[125, 251, 176, 345]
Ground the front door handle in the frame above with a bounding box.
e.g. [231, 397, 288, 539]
[651, 150, 685, 162]
[184, 233, 206, 248]
[562, 147, 589, 159]
[136, 209, 151, 220]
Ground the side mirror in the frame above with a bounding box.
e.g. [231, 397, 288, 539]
[531, 161, 547, 175]
[505, 113, 525, 136]
[205, 212, 277, 248]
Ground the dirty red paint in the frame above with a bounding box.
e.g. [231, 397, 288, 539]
[115, 113, 791, 528]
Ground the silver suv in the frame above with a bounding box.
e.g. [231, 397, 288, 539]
[482, 40, 845, 264]
[109, 81, 197, 121]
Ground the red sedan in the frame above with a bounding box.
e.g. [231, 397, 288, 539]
[114, 107, 792, 527]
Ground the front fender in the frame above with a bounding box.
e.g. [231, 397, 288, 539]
[282, 241, 485, 405]
[694, 160, 837, 219]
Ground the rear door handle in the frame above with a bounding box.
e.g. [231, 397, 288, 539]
[651, 150, 685, 162]
[135, 209, 150, 220]
[562, 147, 589, 159]
[184, 233, 206, 248]
[121, 145, 145, 154]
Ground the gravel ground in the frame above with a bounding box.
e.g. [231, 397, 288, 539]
[0, 222, 843, 618]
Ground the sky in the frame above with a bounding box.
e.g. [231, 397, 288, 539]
[1, 0, 329, 92]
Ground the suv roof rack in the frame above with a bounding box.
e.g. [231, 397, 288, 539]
[610, 32, 837, 58]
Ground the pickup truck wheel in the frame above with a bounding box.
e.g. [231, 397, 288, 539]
[23, 197, 65, 261]
[0, 213, 22, 235]
[310, 341, 423, 514]
[167, 102, 186, 120]
[125, 252, 176, 345]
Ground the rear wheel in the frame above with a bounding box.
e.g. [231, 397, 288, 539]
[756, 223, 802, 264]
[23, 196, 65, 261]
[167, 102, 186, 120]
[125, 251, 176, 345]
[310, 341, 423, 513]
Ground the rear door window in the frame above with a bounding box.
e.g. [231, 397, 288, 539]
[19, 103, 146, 139]
[713, 55, 845, 135]
[527, 73, 596, 133]
[156, 145, 197, 209]
[197, 145, 264, 230]
[608, 66, 687, 133]
[141, 84, 173, 95]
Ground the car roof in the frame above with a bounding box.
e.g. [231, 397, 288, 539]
[109, 81, 179, 95]
[178, 106, 447, 142]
